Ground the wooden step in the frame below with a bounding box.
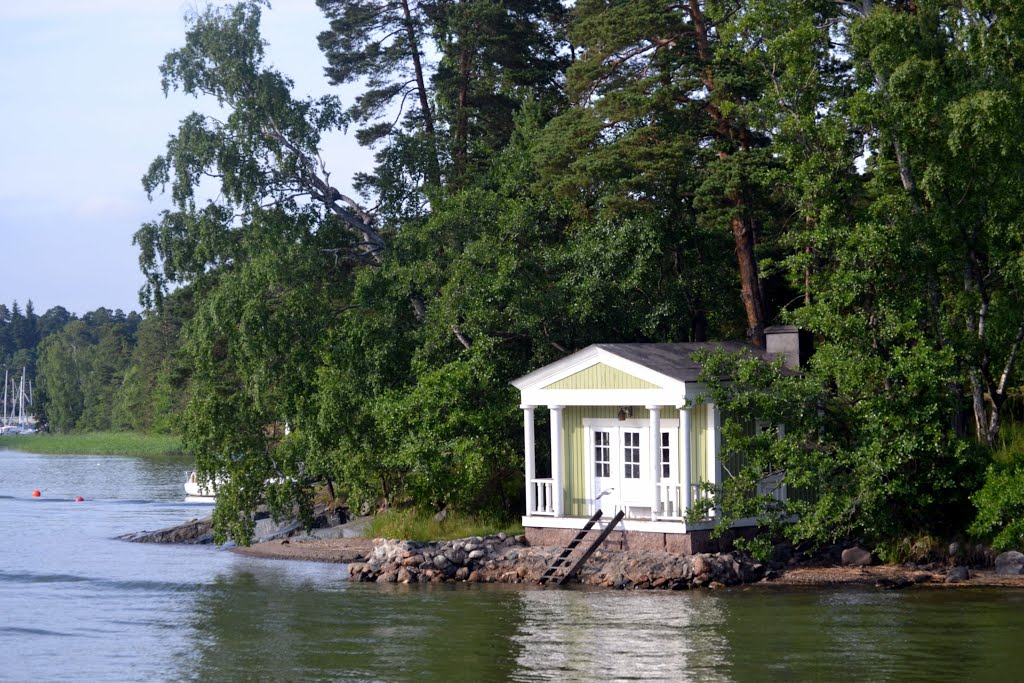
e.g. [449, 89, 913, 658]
[537, 510, 603, 585]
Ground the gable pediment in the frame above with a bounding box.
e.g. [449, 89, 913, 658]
[541, 362, 661, 391]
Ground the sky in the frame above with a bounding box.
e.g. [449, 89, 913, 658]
[0, 0, 372, 316]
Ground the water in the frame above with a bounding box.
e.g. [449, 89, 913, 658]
[2, 449, 1023, 682]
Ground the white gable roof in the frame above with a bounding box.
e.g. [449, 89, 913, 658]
[516, 344, 713, 406]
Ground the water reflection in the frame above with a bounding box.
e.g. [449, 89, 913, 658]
[183, 564, 529, 682]
[715, 587, 1024, 682]
[511, 589, 732, 682]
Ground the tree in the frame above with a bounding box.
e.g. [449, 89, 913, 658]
[136, 1, 385, 310]
[695, 347, 980, 557]
[37, 306, 75, 339]
[136, 2, 390, 542]
[36, 321, 87, 432]
[831, 0, 1024, 447]
[317, 0, 441, 184]
[536, 0, 791, 346]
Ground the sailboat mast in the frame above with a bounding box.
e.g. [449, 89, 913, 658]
[18, 370, 24, 426]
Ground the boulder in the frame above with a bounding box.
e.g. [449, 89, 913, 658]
[118, 518, 214, 544]
[841, 547, 873, 566]
[691, 554, 710, 579]
[945, 566, 970, 583]
[995, 551, 1024, 576]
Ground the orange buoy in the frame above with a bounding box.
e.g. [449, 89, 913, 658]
[75, 496, 84, 502]
[32, 489, 41, 497]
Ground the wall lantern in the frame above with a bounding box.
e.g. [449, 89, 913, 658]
[617, 407, 632, 421]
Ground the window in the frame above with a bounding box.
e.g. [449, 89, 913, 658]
[661, 431, 671, 478]
[594, 430, 610, 477]
[623, 431, 640, 478]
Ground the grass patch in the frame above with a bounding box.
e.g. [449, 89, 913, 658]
[366, 508, 524, 542]
[0, 431, 183, 457]
[993, 420, 1024, 465]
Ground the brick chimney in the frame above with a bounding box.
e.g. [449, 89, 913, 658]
[765, 325, 813, 371]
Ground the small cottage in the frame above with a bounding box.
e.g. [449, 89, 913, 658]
[511, 326, 808, 554]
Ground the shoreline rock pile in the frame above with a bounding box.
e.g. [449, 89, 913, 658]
[349, 535, 769, 589]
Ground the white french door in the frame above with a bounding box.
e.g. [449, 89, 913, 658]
[588, 425, 649, 515]
[587, 419, 679, 518]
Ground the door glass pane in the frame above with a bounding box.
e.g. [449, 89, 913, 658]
[661, 431, 671, 478]
[594, 430, 610, 478]
[623, 431, 640, 479]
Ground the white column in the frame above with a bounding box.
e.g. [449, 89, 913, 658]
[549, 405, 565, 517]
[680, 403, 692, 515]
[646, 405, 661, 520]
[521, 404, 536, 515]
[708, 402, 721, 516]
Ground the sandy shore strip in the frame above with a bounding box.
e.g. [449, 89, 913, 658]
[231, 537, 374, 564]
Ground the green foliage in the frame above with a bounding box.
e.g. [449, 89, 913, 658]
[992, 421, 1024, 466]
[969, 419, 1024, 551]
[874, 534, 946, 565]
[696, 347, 983, 550]
[731, 535, 776, 564]
[969, 462, 1024, 551]
[35, 310, 143, 433]
[366, 508, 523, 542]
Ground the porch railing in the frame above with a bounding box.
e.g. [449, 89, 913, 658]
[653, 482, 717, 521]
[654, 482, 685, 520]
[529, 478, 555, 515]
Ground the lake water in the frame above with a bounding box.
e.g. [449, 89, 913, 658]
[1, 448, 1023, 682]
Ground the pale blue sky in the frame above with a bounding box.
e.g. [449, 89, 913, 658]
[0, 1, 370, 316]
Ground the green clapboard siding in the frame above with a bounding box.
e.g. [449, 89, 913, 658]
[689, 403, 708, 484]
[543, 363, 661, 390]
[563, 406, 681, 517]
[563, 406, 615, 516]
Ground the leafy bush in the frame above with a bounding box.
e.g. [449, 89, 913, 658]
[969, 463, 1024, 551]
[969, 420, 1024, 551]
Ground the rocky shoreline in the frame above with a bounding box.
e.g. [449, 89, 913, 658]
[120, 514, 1024, 590]
[348, 535, 769, 589]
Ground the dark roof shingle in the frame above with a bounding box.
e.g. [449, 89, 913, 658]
[594, 342, 763, 383]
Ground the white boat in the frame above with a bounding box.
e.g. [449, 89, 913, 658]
[1, 368, 36, 434]
[183, 469, 289, 502]
[184, 470, 222, 501]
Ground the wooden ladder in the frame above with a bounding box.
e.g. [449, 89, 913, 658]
[537, 509, 626, 586]
[537, 510, 604, 585]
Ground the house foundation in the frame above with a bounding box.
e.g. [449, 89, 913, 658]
[524, 525, 757, 555]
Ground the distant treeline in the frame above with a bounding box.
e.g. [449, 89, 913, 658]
[0, 300, 187, 434]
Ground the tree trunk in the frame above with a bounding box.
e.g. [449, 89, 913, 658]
[969, 367, 988, 444]
[398, 0, 441, 185]
[733, 214, 766, 347]
[688, 0, 767, 348]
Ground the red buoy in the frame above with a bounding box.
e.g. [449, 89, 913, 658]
[75, 496, 84, 502]
[32, 489, 41, 497]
